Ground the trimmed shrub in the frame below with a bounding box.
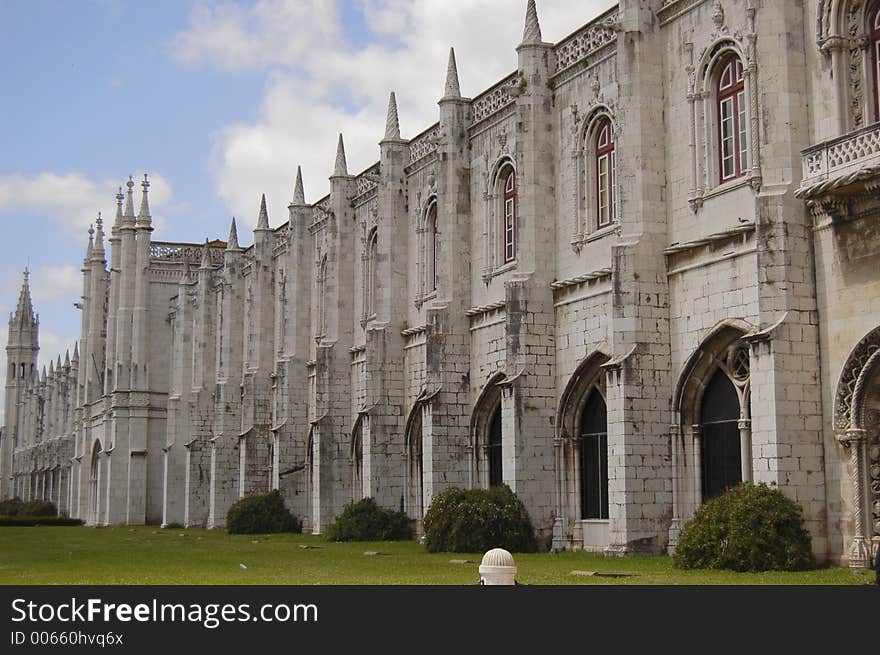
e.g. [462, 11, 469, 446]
[324, 498, 413, 542]
[422, 485, 537, 553]
[226, 490, 302, 535]
[0, 497, 24, 516]
[0, 517, 83, 527]
[674, 483, 813, 572]
[19, 500, 58, 518]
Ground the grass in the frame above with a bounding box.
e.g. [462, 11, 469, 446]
[0, 526, 869, 585]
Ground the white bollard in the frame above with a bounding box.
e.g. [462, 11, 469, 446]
[479, 548, 517, 585]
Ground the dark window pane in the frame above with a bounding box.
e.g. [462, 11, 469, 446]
[488, 406, 503, 487]
[579, 391, 609, 519]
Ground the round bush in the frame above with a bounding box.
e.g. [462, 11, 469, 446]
[226, 490, 302, 534]
[19, 500, 58, 518]
[674, 483, 813, 572]
[0, 497, 24, 516]
[422, 485, 537, 553]
[325, 498, 413, 542]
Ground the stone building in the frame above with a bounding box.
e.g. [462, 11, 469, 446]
[2, 0, 879, 567]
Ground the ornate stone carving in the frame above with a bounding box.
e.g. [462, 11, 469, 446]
[554, 10, 619, 71]
[834, 326, 880, 431]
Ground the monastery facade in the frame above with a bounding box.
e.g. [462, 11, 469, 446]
[2, 0, 880, 566]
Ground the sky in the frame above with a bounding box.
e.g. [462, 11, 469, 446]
[0, 0, 616, 421]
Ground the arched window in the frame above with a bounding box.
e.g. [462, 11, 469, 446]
[488, 405, 503, 487]
[500, 167, 517, 264]
[365, 229, 378, 318]
[20, 363, 26, 379]
[316, 255, 327, 338]
[700, 368, 742, 500]
[579, 388, 609, 519]
[872, 6, 880, 122]
[405, 407, 424, 519]
[717, 56, 747, 182]
[426, 202, 438, 292]
[595, 118, 615, 229]
[10, 363, 15, 380]
[351, 423, 363, 501]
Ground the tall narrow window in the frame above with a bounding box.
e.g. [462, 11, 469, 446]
[352, 425, 363, 501]
[501, 168, 517, 264]
[579, 389, 609, 520]
[700, 369, 742, 500]
[316, 255, 327, 338]
[426, 202, 438, 292]
[717, 57, 747, 182]
[366, 229, 378, 317]
[595, 119, 615, 228]
[872, 7, 880, 122]
[488, 405, 503, 487]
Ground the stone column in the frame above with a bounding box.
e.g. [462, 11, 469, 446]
[692, 425, 702, 512]
[839, 428, 870, 568]
[738, 419, 752, 484]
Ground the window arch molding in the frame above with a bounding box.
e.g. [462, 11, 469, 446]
[362, 227, 379, 323]
[315, 254, 328, 340]
[416, 195, 439, 304]
[481, 156, 517, 282]
[688, 38, 761, 211]
[572, 107, 618, 251]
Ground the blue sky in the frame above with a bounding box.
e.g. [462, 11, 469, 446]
[0, 0, 615, 416]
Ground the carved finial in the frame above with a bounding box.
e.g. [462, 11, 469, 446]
[123, 175, 136, 221]
[444, 47, 461, 98]
[115, 187, 124, 227]
[93, 212, 105, 254]
[256, 193, 270, 229]
[334, 133, 348, 176]
[227, 217, 239, 250]
[712, 1, 724, 29]
[522, 0, 542, 45]
[292, 166, 305, 205]
[137, 173, 151, 227]
[86, 223, 94, 256]
[384, 91, 401, 140]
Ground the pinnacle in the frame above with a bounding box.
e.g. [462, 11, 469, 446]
[444, 47, 461, 98]
[333, 133, 348, 177]
[123, 175, 136, 222]
[73, 342, 79, 362]
[64, 350, 70, 368]
[227, 217, 240, 250]
[14, 268, 35, 326]
[93, 213, 105, 256]
[114, 187, 124, 229]
[200, 238, 211, 269]
[137, 173, 152, 228]
[292, 166, 305, 205]
[384, 92, 401, 140]
[86, 224, 94, 259]
[522, 0, 542, 45]
[256, 194, 270, 229]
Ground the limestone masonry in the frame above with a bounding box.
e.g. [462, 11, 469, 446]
[3, 0, 880, 567]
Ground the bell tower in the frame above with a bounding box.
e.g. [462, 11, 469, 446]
[1, 269, 40, 498]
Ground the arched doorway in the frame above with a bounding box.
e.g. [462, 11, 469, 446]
[469, 372, 506, 489]
[700, 369, 742, 500]
[351, 419, 363, 502]
[404, 404, 424, 519]
[579, 389, 608, 519]
[89, 440, 102, 525]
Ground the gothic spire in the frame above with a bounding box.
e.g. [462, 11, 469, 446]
[444, 47, 461, 98]
[292, 166, 305, 205]
[123, 175, 136, 224]
[64, 349, 70, 369]
[72, 342, 79, 365]
[48, 359, 54, 378]
[256, 194, 270, 229]
[334, 133, 348, 176]
[136, 173, 152, 228]
[12, 268, 35, 327]
[522, 0, 542, 44]
[85, 224, 94, 259]
[384, 91, 401, 140]
[227, 217, 240, 250]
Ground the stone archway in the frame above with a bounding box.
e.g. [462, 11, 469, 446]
[469, 372, 506, 489]
[88, 439, 102, 526]
[403, 402, 424, 520]
[834, 325, 880, 567]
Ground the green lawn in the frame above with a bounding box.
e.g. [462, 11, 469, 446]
[0, 526, 868, 585]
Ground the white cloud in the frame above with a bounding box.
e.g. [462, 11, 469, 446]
[169, 0, 616, 228]
[30, 265, 82, 305]
[0, 171, 176, 239]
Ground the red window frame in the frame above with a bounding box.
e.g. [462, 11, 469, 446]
[717, 57, 747, 183]
[872, 7, 880, 122]
[595, 119, 615, 228]
[501, 168, 517, 264]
